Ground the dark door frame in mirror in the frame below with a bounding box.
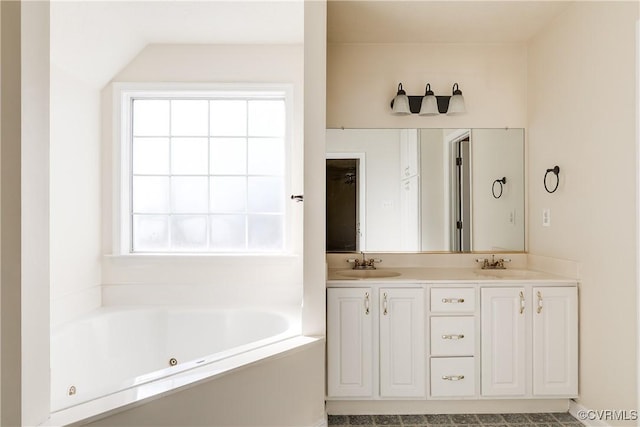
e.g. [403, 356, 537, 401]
[326, 152, 366, 252]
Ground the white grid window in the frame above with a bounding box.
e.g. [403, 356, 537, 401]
[127, 94, 287, 253]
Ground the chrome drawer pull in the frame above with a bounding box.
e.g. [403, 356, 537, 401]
[442, 334, 465, 340]
[442, 298, 465, 304]
[537, 291, 543, 314]
[442, 375, 465, 381]
[364, 292, 370, 315]
[383, 292, 388, 316]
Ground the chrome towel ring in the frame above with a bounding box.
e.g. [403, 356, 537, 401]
[492, 177, 507, 199]
[544, 166, 560, 193]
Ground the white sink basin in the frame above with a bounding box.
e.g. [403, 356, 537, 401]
[335, 269, 401, 279]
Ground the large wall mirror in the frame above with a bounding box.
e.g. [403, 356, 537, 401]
[326, 128, 525, 253]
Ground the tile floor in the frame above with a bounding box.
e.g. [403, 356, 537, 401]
[327, 412, 583, 427]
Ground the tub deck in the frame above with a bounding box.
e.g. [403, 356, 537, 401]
[44, 335, 320, 426]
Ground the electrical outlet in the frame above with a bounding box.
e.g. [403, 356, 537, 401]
[542, 208, 551, 227]
[509, 209, 516, 225]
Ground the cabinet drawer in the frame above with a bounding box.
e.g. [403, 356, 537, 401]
[431, 288, 475, 313]
[430, 357, 475, 397]
[430, 317, 475, 356]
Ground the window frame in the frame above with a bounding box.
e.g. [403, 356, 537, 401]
[112, 82, 294, 255]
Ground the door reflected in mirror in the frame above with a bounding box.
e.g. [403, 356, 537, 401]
[326, 158, 360, 252]
[326, 128, 525, 253]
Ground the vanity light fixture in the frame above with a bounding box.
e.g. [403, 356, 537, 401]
[446, 83, 466, 115]
[390, 82, 466, 115]
[391, 83, 411, 115]
[447, 83, 467, 116]
[418, 84, 438, 116]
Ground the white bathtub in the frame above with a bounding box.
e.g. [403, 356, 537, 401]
[50, 306, 300, 412]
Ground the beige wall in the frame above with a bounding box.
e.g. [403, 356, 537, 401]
[327, 43, 527, 129]
[471, 128, 525, 251]
[420, 129, 448, 251]
[527, 2, 639, 419]
[1, 2, 22, 425]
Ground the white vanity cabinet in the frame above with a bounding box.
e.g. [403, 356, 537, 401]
[480, 286, 578, 398]
[326, 272, 579, 415]
[327, 286, 425, 399]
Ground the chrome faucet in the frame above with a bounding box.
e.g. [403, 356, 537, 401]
[347, 252, 382, 270]
[476, 254, 511, 270]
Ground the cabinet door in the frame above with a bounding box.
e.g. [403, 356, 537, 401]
[481, 287, 527, 396]
[379, 288, 425, 397]
[327, 288, 373, 397]
[532, 287, 578, 396]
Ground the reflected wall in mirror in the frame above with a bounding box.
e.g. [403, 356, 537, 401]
[326, 128, 525, 253]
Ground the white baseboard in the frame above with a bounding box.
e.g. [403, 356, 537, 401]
[327, 399, 570, 415]
[569, 400, 607, 427]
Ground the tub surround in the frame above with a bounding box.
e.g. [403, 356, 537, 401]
[50, 285, 102, 327]
[99, 255, 303, 323]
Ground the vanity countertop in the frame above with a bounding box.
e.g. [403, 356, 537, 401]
[326, 267, 576, 284]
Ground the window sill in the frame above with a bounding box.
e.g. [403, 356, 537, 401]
[104, 253, 301, 265]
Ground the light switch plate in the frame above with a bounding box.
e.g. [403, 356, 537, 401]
[542, 208, 551, 227]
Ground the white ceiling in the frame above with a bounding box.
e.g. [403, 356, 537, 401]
[328, 1, 572, 44]
[51, 1, 304, 88]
